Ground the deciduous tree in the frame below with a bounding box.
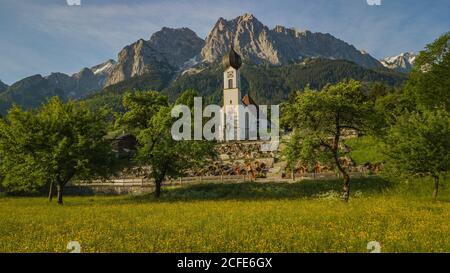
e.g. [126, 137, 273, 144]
[406, 32, 450, 111]
[0, 97, 115, 204]
[120, 90, 216, 198]
[283, 80, 377, 201]
[385, 110, 450, 199]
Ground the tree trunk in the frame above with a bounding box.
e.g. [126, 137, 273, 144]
[57, 183, 63, 205]
[292, 170, 295, 181]
[341, 171, 350, 202]
[48, 181, 54, 202]
[333, 144, 350, 202]
[331, 118, 350, 203]
[155, 180, 162, 198]
[432, 176, 439, 200]
[336, 162, 350, 202]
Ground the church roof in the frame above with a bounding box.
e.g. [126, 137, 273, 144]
[222, 46, 242, 70]
[242, 94, 258, 107]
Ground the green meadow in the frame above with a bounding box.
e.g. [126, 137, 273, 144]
[1, 177, 449, 253]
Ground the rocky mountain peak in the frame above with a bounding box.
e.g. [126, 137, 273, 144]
[150, 27, 198, 41]
[43, 60, 117, 99]
[201, 13, 382, 68]
[381, 52, 417, 73]
[148, 27, 204, 68]
[10, 74, 45, 89]
[233, 13, 263, 27]
[273, 25, 285, 33]
[74, 67, 95, 79]
[201, 14, 278, 64]
[105, 27, 204, 87]
[91, 59, 117, 76]
[239, 13, 255, 21]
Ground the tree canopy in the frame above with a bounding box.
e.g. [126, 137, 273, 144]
[0, 97, 115, 204]
[381, 33, 450, 199]
[119, 90, 216, 198]
[385, 110, 450, 199]
[283, 80, 378, 201]
[405, 32, 450, 111]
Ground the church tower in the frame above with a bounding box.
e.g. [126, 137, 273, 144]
[222, 46, 243, 140]
[222, 46, 242, 106]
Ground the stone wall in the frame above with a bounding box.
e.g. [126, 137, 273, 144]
[65, 184, 155, 196]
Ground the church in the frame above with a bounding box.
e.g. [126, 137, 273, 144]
[220, 46, 259, 141]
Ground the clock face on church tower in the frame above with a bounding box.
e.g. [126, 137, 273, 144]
[227, 71, 234, 78]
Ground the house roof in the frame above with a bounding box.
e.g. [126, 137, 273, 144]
[242, 94, 258, 107]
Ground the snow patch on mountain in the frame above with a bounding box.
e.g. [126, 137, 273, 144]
[381, 52, 417, 73]
[91, 59, 117, 75]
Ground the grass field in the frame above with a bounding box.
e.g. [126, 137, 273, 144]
[1, 177, 449, 253]
[344, 136, 385, 165]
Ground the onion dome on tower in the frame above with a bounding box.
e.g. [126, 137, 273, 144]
[222, 46, 242, 70]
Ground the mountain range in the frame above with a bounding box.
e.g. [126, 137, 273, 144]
[380, 52, 417, 73]
[201, 14, 383, 69]
[0, 59, 117, 113]
[0, 80, 8, 93]
[0, 13, 409, 114]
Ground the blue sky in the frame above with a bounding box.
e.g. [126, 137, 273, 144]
[0, 0, 449, 84]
